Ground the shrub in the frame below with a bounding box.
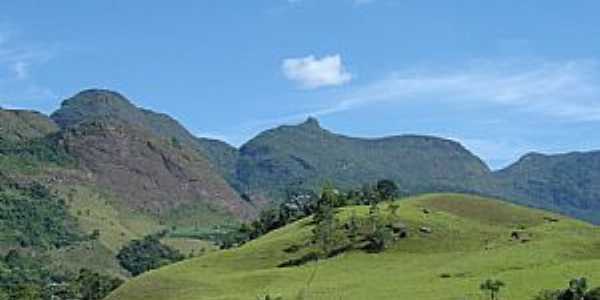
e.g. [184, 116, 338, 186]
[116, 235, 185, 276]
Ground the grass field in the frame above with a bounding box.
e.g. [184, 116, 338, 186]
[107, 194, 600, 300]
[53, 184, 218, 276]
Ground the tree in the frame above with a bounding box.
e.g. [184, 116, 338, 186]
[480, 279, 505, 300]
[376, 179, 399, 202]
[76, 268, 124, 300]
[346, 211, 361, 243]
[312, 203, 342, 256]
[364, 202, 393, 252]
[387, 202, 400, 219]
[554, 278, 590, 300]
[567, 278, 588, 300]
[586, 287, 600, 300]
[313, 185, 337, 224]
[533, 278, 600, 300]
[116, 235, 184, 276]
[11, 284, 40, 300]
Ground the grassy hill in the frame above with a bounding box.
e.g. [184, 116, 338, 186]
[107, 194, 600, 300]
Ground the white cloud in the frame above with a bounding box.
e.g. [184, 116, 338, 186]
[282, 54, 352, 89]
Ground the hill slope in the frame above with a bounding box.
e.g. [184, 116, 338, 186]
[107, 194, 600, 300]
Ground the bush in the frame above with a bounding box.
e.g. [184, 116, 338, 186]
[532, 278, 600, 300]
[0, 252, 122, 300]
[76, 269, 124, 300]
[116, 235, 185, 276]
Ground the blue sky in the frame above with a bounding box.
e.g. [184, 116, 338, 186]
[1, 1, 600, 169]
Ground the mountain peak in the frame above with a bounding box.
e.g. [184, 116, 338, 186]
[66, 89, 134, 108]
[51, 89, 139, 128]
[73, 88, 126, 98]
[299, 116, 321, 129]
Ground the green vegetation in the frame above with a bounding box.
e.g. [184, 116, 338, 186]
[0, 250, 123, 300]
[0, 109, 59, 142]
[116, 233, 185, 276]
[107, 194, 600, 300]
[480, 279, 505, 300]
[220, 180, 400, 250]
[0, 136, 74, 174]
[492, 151, 600, 224]
[0, 183, 83, 249]
[235, 118, 490, 201]
[533, 278, 600, 300]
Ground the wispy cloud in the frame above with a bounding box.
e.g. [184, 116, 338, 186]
[282, 54, 352, 89]
[298, 59, 600, 121]
[0, 25, 56, 109]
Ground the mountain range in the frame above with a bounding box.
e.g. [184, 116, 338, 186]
[2, 88, 600, 226]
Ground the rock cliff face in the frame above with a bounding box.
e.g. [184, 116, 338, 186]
[51, 90, 255, 220]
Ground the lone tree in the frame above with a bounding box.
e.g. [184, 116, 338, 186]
[376, 179, 399, 202]
[480, 279, 505, 300]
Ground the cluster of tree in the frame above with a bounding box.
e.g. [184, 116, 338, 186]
[116, 233, 185, 276]
[310, 184, 399, 258]
[0, 250, 123, 300]
[475, 277, 600, 300]
[0, 136, 75, 172]
[533, 278, 600, 300]
[0, 183, 84, 250]
[221, 180, 401, 249]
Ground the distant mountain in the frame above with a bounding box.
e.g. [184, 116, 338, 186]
[58, 118, 252, 219]
[51, 89, 240, 182]
[234, 117, 492, 200]
[490, 151, 600, 223]
[51, 89, 255, 220]
[5, 88, 600, 228]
